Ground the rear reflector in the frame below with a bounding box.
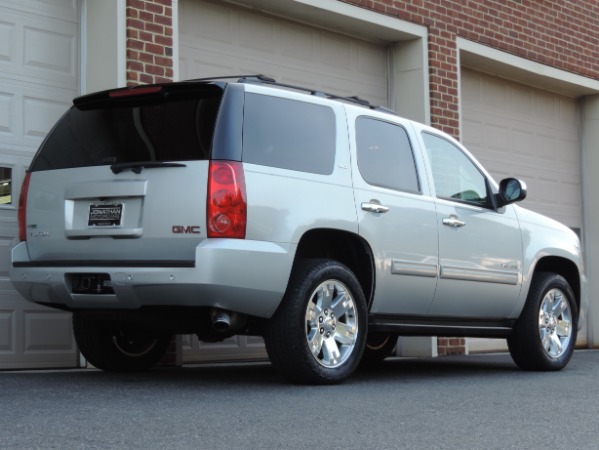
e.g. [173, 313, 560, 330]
[207, 161, 247, 239]
[18, 172, 31, 241]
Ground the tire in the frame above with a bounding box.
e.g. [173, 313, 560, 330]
[361, 333, 398, 366]
[507, 272, 578, 371]
[73, 313, 172, 372]
[264, 259, 367, 384]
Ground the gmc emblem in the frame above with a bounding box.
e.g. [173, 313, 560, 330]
[172, 225, 201, 234]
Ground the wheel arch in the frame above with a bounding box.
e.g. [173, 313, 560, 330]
[294, 228, 375, 308]
[531, 256, 581, 311]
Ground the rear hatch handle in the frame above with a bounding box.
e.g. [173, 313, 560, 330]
[110, 161, 187, 174]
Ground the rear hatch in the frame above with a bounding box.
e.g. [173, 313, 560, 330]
[23, 82, 226, 266]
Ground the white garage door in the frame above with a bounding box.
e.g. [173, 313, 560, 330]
[462, 68, 582, 229]
[179, 0, 389, 105]
[0, 0, 79, 368]
[462, 68, 582, 354]
[179, 0, 389, 362]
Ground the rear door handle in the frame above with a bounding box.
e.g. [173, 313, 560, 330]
[442, 215, 466, 228]
[361, 202, 389, 214]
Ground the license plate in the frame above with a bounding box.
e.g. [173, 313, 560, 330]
[88, 203, 123, 226]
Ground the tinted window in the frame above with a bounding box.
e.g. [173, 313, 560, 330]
[422, 132, 490, 207]
[31, 91, 222, 171]
[356, 117, 419, 193]
[0, 167, 11, 204]
[242, 94, 336, 175]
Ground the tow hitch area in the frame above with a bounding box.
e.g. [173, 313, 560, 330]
[70, 273, 114, 294]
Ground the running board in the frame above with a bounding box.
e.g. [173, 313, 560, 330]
[368, 315, 515, 338]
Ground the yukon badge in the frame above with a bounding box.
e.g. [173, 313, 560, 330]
[172, 225, 201, 234]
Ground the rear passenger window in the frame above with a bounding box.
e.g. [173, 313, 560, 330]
[242, 94, 336, 175]
[356, 117, 419, 193]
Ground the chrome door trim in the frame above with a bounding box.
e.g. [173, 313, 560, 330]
[391, 259, 438, 278]
[440, 265, 519, 285]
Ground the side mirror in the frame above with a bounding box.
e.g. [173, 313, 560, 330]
[496, 178, 527, 208]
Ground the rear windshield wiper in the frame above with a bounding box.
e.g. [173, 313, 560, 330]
[110, 161, 187, 174]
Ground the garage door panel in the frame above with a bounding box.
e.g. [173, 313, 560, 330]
[0, 8, 77, 89]
[179, 0, 387, 104]
[0, 92, 13, 137]
[180, 0, 232, 44]
[0, 20, 14, 64]
[0, 309, 15, 351]
[281, 24, 315, 62]
[462, 68, 581, 229]
[1, 0, 77, 22]
[181, 334, 267, 362]
[0, 295, 76, 368]
[0, 0, 79, 369]
[24, 310, 75, 353]
[23, 24, 77, 78]
[0, 79, 71, 150]
[321, 34, 352, 70]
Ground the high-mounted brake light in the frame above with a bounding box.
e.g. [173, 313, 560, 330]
[108, 86, 164, 98]
[18, 172, 31, 241]
[207, 161, 247, 239]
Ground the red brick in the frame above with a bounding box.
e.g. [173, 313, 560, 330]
[128, 39, 144, 50]
[145, 22, 164, 34]
[145, 3, 164, 15]
[139, 11, 154, 22]
[128, 0, 144, 11]
[127, 18, 144, 30]
[155, 35, 172, 47]
[145, 43, 165, 55]
[145, 64, 165, 76]
[139, 73, 154, 84]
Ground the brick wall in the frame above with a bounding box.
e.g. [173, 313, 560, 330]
[126, 0, 174, 86]
[438, 338, 467, 356]
[344, 0, 599, 139]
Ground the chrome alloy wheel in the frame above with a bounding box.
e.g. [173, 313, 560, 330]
[538, 288, 573, 359]
[305, 279, 359, 368]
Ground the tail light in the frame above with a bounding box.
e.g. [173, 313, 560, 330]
[207, 161, 247, 239]
[18, 172, 31, 241]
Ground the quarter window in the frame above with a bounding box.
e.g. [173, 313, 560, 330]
[422, 132, 489, 207]
[355, 117, 419, 193]
[242, 94, 336, 175]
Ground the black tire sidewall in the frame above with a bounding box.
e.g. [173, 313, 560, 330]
[73, 313, 171, 372]
[508, 272, 578, 371]
[264, 259, 368, 384]
[360, 333, 398, 367]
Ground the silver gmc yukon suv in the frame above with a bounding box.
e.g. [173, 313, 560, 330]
[10, 76, 586, 384]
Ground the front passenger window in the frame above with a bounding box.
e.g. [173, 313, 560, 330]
[422, 132, 490, 207]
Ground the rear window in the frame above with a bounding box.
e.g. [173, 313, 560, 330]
[30, 89, 223, 171]
[242, 93, 336, 175]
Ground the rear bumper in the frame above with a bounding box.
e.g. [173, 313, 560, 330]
[9, 239, 295, 318]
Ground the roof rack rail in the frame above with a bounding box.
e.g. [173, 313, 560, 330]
[183, 74, 397, 115]
[238, 75, 398, 115]
[185, 74, 275, 83]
